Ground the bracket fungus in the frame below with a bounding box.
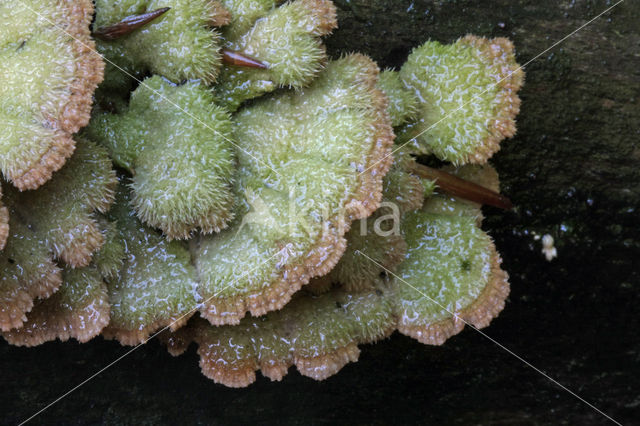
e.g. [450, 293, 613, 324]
[1, 266, 110, 346]
[1, 0, 525, 388]
[99, 183, 199, 345]
[215, 0, 338, 110]
[385, 36, 524, 164]
[87, 76, 236, 239]
[93, 0, 230, 92]
[394, 165, 510, 345]
[0, 140, 116, 332]
[165, 286, 395, 387]
[192, 54, 393, 325]
[0, 0, 104, 190]
[165, 166, 510, 387]
[310, 151, 425, 293]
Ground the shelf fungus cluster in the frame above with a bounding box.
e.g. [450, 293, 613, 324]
[1, 0, 523, 386]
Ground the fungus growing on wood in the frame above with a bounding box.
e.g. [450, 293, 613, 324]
[87, 76, 236, 239]
[192, 54, 393, 325]
[215, 0, 338, 110]
[0, 0, 103, 190]
[93, 0, 230, 92]
[0, 141, 115, 332]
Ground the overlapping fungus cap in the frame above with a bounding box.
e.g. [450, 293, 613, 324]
[0, 0, 104, 190]
[219, 0, 276, 40]
[215, 0, 338, 110]
[0, 215, 126, 346]
[377, 70, 419, 127]
[0, 140, 116, 332]
[166, 165, 509, 386]
[87, 76, 236, 239]
[1, 267, 110, 346]
[100, 183, 199, 345]
[193, 54, 393, 325]
[2, 140, 117, 267]
[166, 285, 395, 387]
[94, 0, 229, 92]
[310, 151, 425, 293]
[397, 35, 524, 164]
[393, 165, 510, 345]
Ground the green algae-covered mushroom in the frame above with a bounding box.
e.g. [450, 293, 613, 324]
[215, 0, 338, 110]
[87, 76, 236, 239]
[309, 151, 425, 293]
[94, 0, 230, 93]
[165, 164, 510, 386]
[0, 216, 128, 346]
[0, 0, 104, 190]
[384, 36, 524, 165]
[192, 54, 393, 325]
[393, 165, 510, 345]
[2, 140, 117, 267]
[377, 70, 420, 128]
[165, 285, 395, 387]
[100, 183, 200, 345]
[0, 0, 520, 388]
[0, 140, 116, 332]
[1, 266, 110, 346]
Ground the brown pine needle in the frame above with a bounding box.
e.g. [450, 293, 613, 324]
[409, 163, 513, 210]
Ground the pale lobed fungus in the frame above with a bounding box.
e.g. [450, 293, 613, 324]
[0, 0, 104, 190]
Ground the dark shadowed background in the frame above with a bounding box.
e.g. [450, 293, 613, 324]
[2, 1, 638, 424]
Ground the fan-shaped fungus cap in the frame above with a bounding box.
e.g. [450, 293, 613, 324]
[192, 54, 393, 325]
[0, 0, 104, 190]
[393, 166, 510, 345]
[167, 286, 395, 387]
[3, 140, 117, 268]
[215, 0, 338, 110]
[314, 152, 425, 292]
[93, 0, 229, 91]
[1, 267, 110, 346]
[87, 76, 236, 240]
[100, 183, 199, 345]
[0, 140, 115, 332]
[0, 219, 62, 332]
[377, 70, 420, 127]
[397, 35, 524, 164]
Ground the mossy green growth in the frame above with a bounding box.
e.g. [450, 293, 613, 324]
[377, 70, 419, 127]
[219, 0, 277, 40]
[396, 36, 523, 164]
[102, 184, 199, 345]
[315, 152, 425, 292]
[87, 76, 236, 240]
[2, 140, 117, 268]
[94, 0, 227, 92]
[392, 180, 509, 345]
[173, 285, 394, 386]
[193, 54, 393, 325]
[396, 211, 492, 323]
[215, 0, 337, 110]
[0, 139, 115, 332]
[0, 217, 61, 332]
[0, 0, 103, 189]
[1, 266, 110, 346]
[92, 217, 126, 280]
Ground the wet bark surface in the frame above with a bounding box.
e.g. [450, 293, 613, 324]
[2, 1, 638, 424]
